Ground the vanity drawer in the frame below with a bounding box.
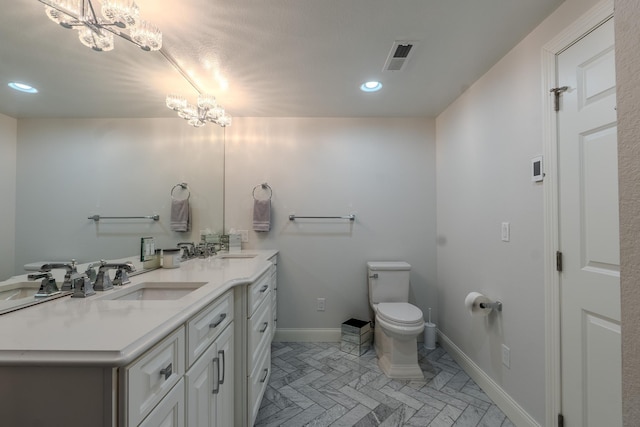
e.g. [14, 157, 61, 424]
[248, 295, 272, 368]
[248, 346, 271, 427]
[124, 327, 185, 427]
[247, 267, 274, 317]
[187, 290, 234, 367]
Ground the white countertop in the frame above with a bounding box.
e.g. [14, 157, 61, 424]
[0, 250, 277, 366]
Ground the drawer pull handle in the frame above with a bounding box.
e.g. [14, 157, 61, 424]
[218, 349, 226, 385]
[212, 357, 220, 394]
[209, 313, 227, 329]
[259, 322, 268, 333]
[259, 368, 269, 383]
[259, 284, 269, 293]
[159, 363, 172, 380]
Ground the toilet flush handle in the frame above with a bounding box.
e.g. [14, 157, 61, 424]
[369, 273, 378, 279]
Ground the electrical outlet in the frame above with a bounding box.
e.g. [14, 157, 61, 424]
[238, 230, 249, 243]
[317, 298, 326, 311]
[502, 344, 510, 368]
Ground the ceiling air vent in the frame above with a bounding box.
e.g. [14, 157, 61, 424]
[383, 40, 418, 72]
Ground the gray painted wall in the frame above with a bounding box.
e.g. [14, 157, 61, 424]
[435, 0, 600, 423]
[0, 114, 16, 280]
[615, 0, 640, 424]
[14, 118, 224, 273]
[224, 117, 437, 331]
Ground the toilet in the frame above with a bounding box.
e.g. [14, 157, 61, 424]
[368, 261, 424, 379]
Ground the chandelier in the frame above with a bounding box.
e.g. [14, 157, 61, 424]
[166, 94, 232, 128]
[38, 0, 161, 52]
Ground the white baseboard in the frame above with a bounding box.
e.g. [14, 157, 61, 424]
[274, 328, 342, 342]
[438, 331, 541, 427]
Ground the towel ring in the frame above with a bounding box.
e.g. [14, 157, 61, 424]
[171, 183, 190, 200]
[252, 183, 272, 201]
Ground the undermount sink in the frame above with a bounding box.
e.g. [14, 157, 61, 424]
[99, 282, 207, 301]
[217, 254, 257, 259]
[0, 282, 41, 301]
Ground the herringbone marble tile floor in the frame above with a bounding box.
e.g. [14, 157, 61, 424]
[255, 342, 515, 427]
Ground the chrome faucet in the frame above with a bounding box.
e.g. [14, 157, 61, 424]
[48, 260, 81, 291]
[195, 242, 217, 258]
[71, 272, 96, 298]
[94, 261, 136, 291]
[27, 272, 61, 298]
[177, 242, 196, 260]
[24, 260, 80, 291]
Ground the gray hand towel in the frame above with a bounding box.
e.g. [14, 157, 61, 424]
[170, 198, 190, 232]
[253, 199, 271, 232]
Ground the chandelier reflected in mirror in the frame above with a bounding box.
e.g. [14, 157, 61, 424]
[38, 0, 161, 52]
[166, 94, 232, 128]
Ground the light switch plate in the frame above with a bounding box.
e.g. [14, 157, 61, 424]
[502, 344, 511, 368]
[501, 222, 510, 242]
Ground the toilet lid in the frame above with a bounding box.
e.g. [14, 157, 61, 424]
[377, 302, 423, 325]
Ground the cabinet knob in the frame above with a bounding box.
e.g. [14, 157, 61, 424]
[159, 363, 172, 380]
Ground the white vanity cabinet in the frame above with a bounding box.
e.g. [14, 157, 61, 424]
[246, 263, 276, 426]
[185, 293, 234, 427]
[269, 255, 278, 340]
[0, 250, 278, 427]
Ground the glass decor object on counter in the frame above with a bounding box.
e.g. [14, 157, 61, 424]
[140, 236, 156, 262]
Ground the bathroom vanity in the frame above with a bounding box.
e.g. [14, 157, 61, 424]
[0, 250, 278, 427]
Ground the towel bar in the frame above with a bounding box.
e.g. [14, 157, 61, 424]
[289, 214, 355, 221]
[88, 215, 160, 221]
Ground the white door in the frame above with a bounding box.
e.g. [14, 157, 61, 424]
[557, 17, 621, 426]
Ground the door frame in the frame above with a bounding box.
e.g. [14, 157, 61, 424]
[542, 1, 614, 426]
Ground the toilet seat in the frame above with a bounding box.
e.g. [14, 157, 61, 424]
[376, 302, 423, 327]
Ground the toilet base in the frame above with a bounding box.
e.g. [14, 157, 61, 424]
[374, 325, 424, 380]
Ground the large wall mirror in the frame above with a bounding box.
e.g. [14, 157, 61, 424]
[1, 2, 225, 278]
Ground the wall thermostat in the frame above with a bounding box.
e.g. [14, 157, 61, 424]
[532, 156, 544, 182]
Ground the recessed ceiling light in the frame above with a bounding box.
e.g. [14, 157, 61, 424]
[360, 81, 382, 92]
[8, 82, 38, 94]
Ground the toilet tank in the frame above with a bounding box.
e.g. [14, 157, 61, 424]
[367, 261, 411, 304]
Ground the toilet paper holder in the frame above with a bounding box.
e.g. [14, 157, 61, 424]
[479, 300, 503, 312]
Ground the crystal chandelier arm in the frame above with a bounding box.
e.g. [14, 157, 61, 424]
[85, 0, 100, 24]
[159, 49, 204, 95]
[38, 0, 161, 52]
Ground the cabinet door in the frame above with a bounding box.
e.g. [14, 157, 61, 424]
[185, 322, 234, 427]
[215, 323, 234, 427]
[185, 341, 217, 427]
[139, 379, 185, 427]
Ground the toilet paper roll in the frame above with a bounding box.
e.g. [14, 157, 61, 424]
[465, 292, 492, 316]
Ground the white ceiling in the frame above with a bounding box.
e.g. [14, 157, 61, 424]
[0, 0, 563, 119]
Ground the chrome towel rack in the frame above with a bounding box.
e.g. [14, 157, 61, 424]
[289, 214, 355, 221]
[171, 182, 190, 200]
[88, 215, 160, 222]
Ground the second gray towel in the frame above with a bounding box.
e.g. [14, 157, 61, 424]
[170, 198, 190, 232]
[253, 199, 271, 232]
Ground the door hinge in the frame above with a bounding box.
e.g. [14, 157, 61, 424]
[558, 413, 565, 427]
[550, 86, 569, 111]
[556, 251, 563, 272]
